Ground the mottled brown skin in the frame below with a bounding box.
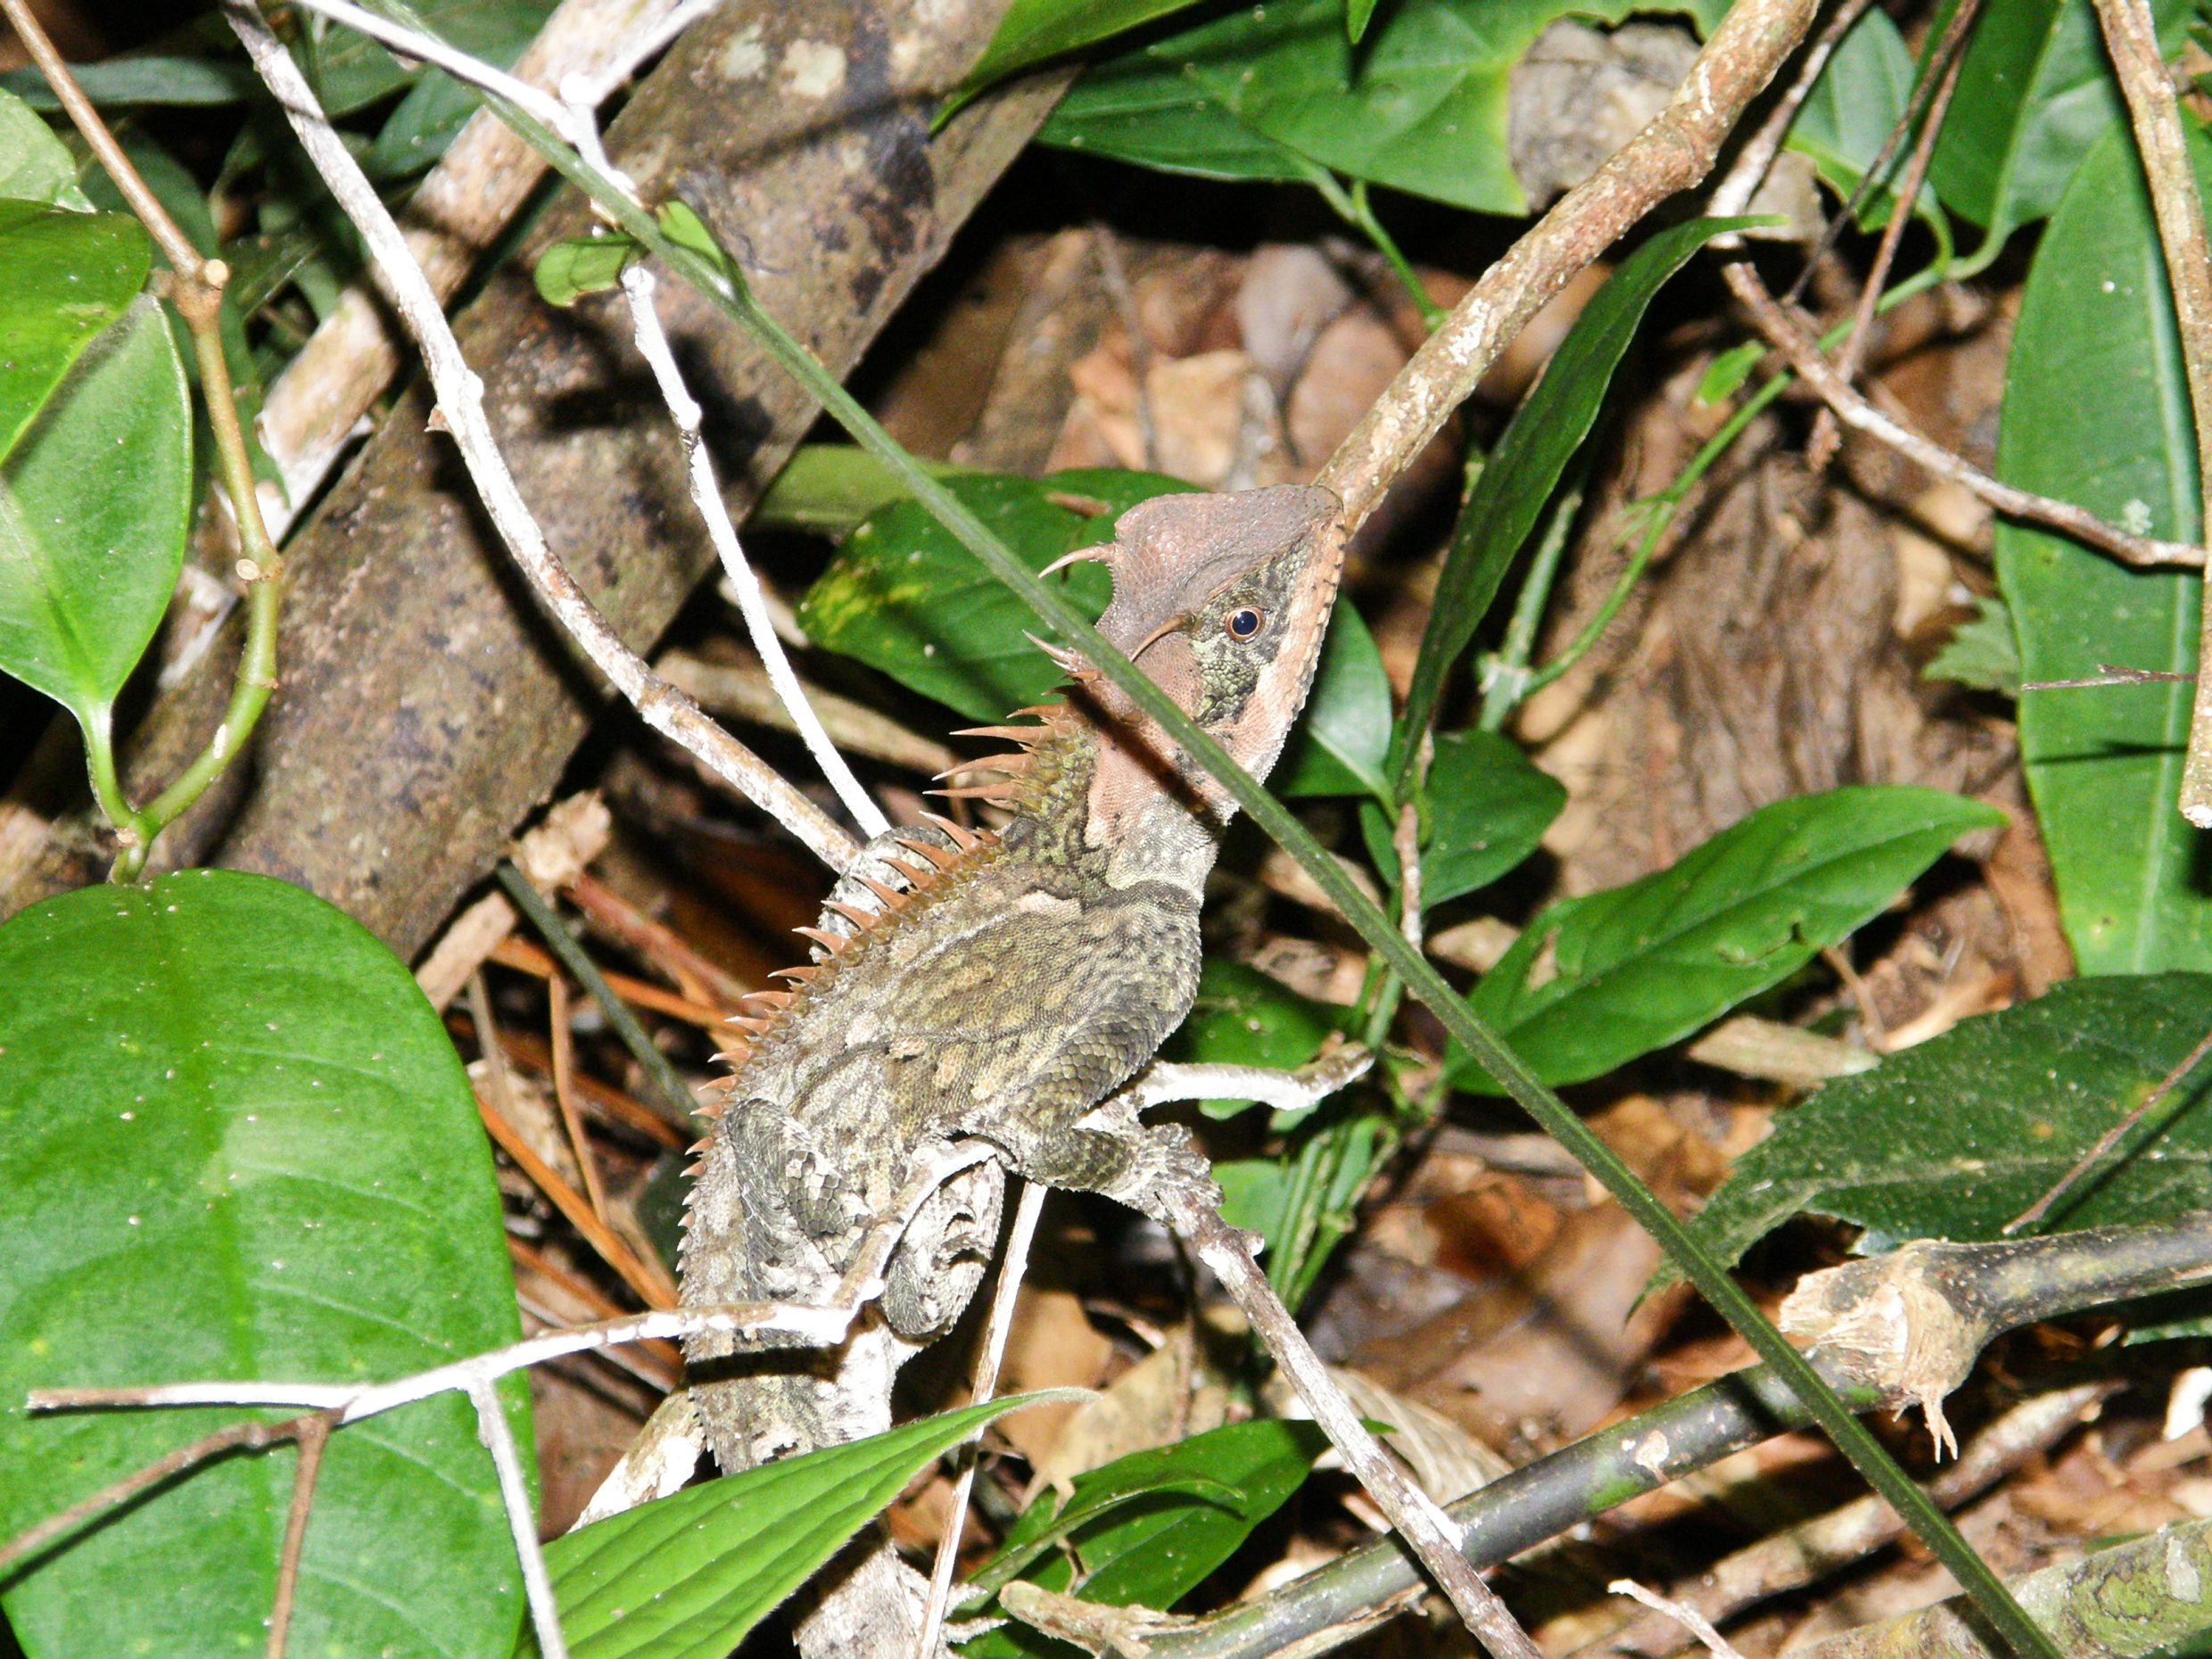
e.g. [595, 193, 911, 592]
[680, 484, 1343, 1659]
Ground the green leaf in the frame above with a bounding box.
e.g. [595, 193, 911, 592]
[1924, 594, 2022, 697]
[945, 0, 1210, 122]
[1399, 217, 1755, 768]
[0, 871, 529, 1659]
[1038, 0, 1729, 214]
[1784, 7, 1944, 232]
[798, 469, 1188, 721]
[754, 444, 977, 536]
[541, 1392, 1081, 1659]
[1450, 786, 2002, 1092]
[959, 1472, 1240, 1604]
[1165, 958, 1343, 1119]
[962, 1420, 1329, 1659]
[0, 91, 92, 208]
[1929, 0, 2196, 259]
[0, 57, 261, 111]
[0, 205, 152, 466]
[534, 232, 642, 307]
[1361, 729, 1564, 910]
[656, 199, 740, 288]
[1345, 0, 1380, 41]
[1273, 603, 1391, 799]
[1688, 974, 2212, 1267]
[0, 293, 190, 737]
[1996, 124, 2211, 973]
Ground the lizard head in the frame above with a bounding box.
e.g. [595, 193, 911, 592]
[1077, 484, 1344, 826]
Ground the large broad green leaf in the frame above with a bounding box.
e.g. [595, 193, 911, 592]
[540, 1393, 1077, 1659]
[0, 293, 189, 736]
[1450, 786, 2002, 1092]
[963, 1420, 1329, 1659]
[0, 204, 151, 466]
[1688, 974, 2212, 1267]
[0, 871, 528, 1659]
[799, 469, 1181, 721]
[1165, 957, 1344, 1120]
[1360, 728, 1564, 910]
[1929, 0, 2195, 258]
[1784, 7, 1943, 232]
[1398, 218, 1754, 768]
[0, 91, 92, 208]
[1997, 125, 2212, 974]
[1272, 603, 1391, 800]
[1038, 0, 1728, 213]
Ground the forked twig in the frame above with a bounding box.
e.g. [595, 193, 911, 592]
[221, 0, 860, 874]
[267, 1412, 337, 1659]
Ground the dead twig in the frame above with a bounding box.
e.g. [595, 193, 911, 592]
[1806, 0, 1979, 470]
[267, 1411, 337, 1659]
[918, 1180, 1048, 1659]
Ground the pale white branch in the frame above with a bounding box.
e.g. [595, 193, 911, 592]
[222, 0, 861, 873]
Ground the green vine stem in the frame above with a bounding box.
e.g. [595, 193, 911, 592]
[4, 0, 285, 883]
[314, 18, 2059, 1655]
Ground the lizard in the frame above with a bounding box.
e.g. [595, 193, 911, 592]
[678, 482, 1345, 1659]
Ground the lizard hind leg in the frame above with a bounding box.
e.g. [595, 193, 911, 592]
[1006, 1092, 1222, 1226]
[881, 1156, 1005, 1341]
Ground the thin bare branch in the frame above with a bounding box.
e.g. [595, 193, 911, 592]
[1609, 1581, 1749, 1659]
[1722, 260, 2205, 569]
[471, 1374, 569, 1659]
[222, 0, 859, 873]
[267, 1412, 337, 1659]
[919, 1180, 1047, 1659]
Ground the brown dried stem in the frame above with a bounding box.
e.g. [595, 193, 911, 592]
[2091, 0, 2212, 822]
[1806, 0, 1978, 470]
[266, 1411, 337, 1659]
[1722, 260, 2203, 569]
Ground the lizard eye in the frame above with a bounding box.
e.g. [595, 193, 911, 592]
[1226, 607, 1265, 640]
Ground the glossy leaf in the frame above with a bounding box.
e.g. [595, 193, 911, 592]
[1688, 974, 2212, 1265]
[0, 871, 528, 1659]
[962, 1420, 1328, 1659]
[1996, 125, 2211, 973]
[542, 1393, 1079, 1659]
[1784, 7, 1943, 231]
[1929, 0, 2194, 257]
[1165, 957, 1343, 1120]
[798, 469, 1182, 720]
[0, 91, 91, 208]
[1451, 786, 2002, 1091]
[0, 204, 151, 466]
[947, 0, 1209, 118]
[1399, 217, 1754, 771]
[1038, 0, 1729, 213]
[1272, 603, 1391, 799]
[0, 293, 189, 735]
[1360, 729, 1564, 910]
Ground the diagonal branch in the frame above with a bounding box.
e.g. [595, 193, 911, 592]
[220, 0, 860, 875]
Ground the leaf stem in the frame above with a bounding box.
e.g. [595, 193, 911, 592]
[3, 0, 285, 882]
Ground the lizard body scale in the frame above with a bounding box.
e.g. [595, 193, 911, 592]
[679, 483, 1344, 1659]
